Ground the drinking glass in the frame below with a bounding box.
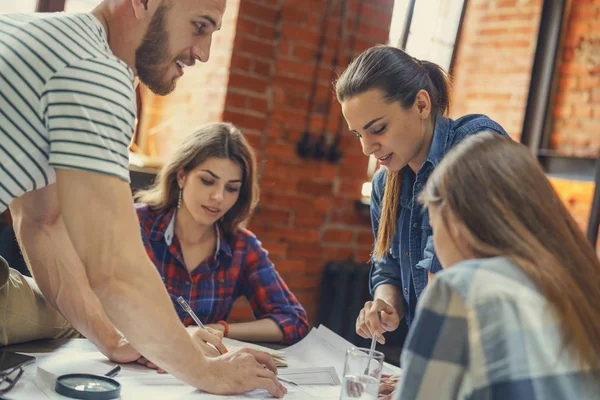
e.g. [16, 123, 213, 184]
[339, 347, 384, 400]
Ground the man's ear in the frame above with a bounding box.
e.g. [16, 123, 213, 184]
[415, 89, 432, 120]
[131, 0, 153, 20]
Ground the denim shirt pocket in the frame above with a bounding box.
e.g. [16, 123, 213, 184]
[417, 213, 443, 275]
[419, 212, 433, 253]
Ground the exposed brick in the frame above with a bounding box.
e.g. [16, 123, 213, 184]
[271, 75, 313, 93]
[276, 59, 316, 78]
[270, 108, 307, 126]
[356, 246, 373, 263]
[281, 6, 307, 25]
[322, 228, 354, 243]
[331, 210, 371, 226]
[294, 208, 328, 227]
[254, 205, 291, 225]
[234, 36, 275, 59]
[225, 92, 249, 109]
[333, 246, 355, 260]
[281, 23, 322, 46]
[235, 17, 259, 36]
[238, 1, 279, 24]
[264, 140, 298, 160]
[230, 54, 252, 71]
[248, 96, 268, 114]
[243, 132, 263, 150]
[256, 24, 278, 41]
[292, 42, 316, 60]
[253, 60, 272, 77]
[261, 174, 298, 192]
[287, 242, 325, 260]
[297, 179, 334, 196]
[228, 72, 269, 93]
[222, 110, 266, 131]
[266, 226, 320, 243]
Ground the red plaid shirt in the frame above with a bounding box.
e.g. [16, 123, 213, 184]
[135, 204, 309, 344]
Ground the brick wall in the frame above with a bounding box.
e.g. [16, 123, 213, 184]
[225, 0, 393, 321]
[452, 0, 599, 251]
[450, 0, 542, 140]
[138, 0, 394, 323]
[551, 0, 600, 156]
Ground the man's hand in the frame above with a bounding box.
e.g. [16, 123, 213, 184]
[356, 299, 401, 344]
[135, 326, 226, 372]
[206, 348, 286, 398]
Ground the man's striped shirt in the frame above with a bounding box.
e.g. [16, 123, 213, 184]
[0, 12, 136, 212]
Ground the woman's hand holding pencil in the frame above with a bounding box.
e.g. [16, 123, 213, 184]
[187, 325, 227, 357]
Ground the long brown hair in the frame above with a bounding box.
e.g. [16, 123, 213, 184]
[134, 122, 259, 235]
[335, 45, 451, 259]
[419, 131, 600, 370]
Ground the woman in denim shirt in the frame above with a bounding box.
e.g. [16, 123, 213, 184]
[335, 46, 508, 351]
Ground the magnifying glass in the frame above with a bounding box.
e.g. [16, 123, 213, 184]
[54, 365, 121, 400]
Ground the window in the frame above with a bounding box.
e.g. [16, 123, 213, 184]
[0, 1, 37, 13]
[64, 0, 102, 13]
[395, 0, 465, 72]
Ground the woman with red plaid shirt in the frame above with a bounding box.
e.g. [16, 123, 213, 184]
[133, 122, 309, 354]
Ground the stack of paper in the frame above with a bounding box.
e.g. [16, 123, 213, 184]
[221, 338, 287, 367]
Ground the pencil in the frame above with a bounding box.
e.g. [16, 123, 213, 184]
[176, 296, 229, 354]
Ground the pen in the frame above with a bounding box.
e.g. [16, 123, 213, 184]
[277, 376, 298, 387]
[369, 333, 377, 352]
[365, 313, 381, 375]
[176, 296, 229, 354]
[104, 365, 121, 378]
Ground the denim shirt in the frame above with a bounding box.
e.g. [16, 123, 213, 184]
[369, 114, 508, 325]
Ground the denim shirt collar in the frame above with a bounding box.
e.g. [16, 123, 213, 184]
[148, 208, 232, 259]
[398, 116, 450, 208]
[425, 116, 451, 168]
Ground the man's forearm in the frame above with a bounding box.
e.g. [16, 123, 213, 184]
[56, 169, 210, 388]
[12, 212, 122, 355]
[374, 284, 406, 320]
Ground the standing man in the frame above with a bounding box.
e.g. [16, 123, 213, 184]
[0, 0, 285, 397]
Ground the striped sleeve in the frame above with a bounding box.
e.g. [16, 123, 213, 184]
[42, 57, 136, 182]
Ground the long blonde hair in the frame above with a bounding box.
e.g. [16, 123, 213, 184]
[419, 131, 600, 370]
[335, 45, 451, 259]
[134, 122, 259, 235]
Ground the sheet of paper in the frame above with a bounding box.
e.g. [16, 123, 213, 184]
[221, 338, 287, 367]
[278, 367, 340, 385]
[282, 329, 346, 378]
[23, 324, 400, 399]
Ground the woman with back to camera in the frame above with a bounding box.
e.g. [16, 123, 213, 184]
[392, 132, 600, 399]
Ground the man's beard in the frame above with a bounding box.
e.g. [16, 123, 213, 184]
[135, 4, 176, 96]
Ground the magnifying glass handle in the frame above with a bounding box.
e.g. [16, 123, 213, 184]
[105, 365, 121, 378]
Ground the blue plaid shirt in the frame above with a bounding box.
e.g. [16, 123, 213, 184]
[369, 114, 508, 325]
[395, 257, 600, 400]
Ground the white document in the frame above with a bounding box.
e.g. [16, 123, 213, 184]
[278, 367, 340, 385]
[282, 325, 402, 381]
[27, 324, 401, 399]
